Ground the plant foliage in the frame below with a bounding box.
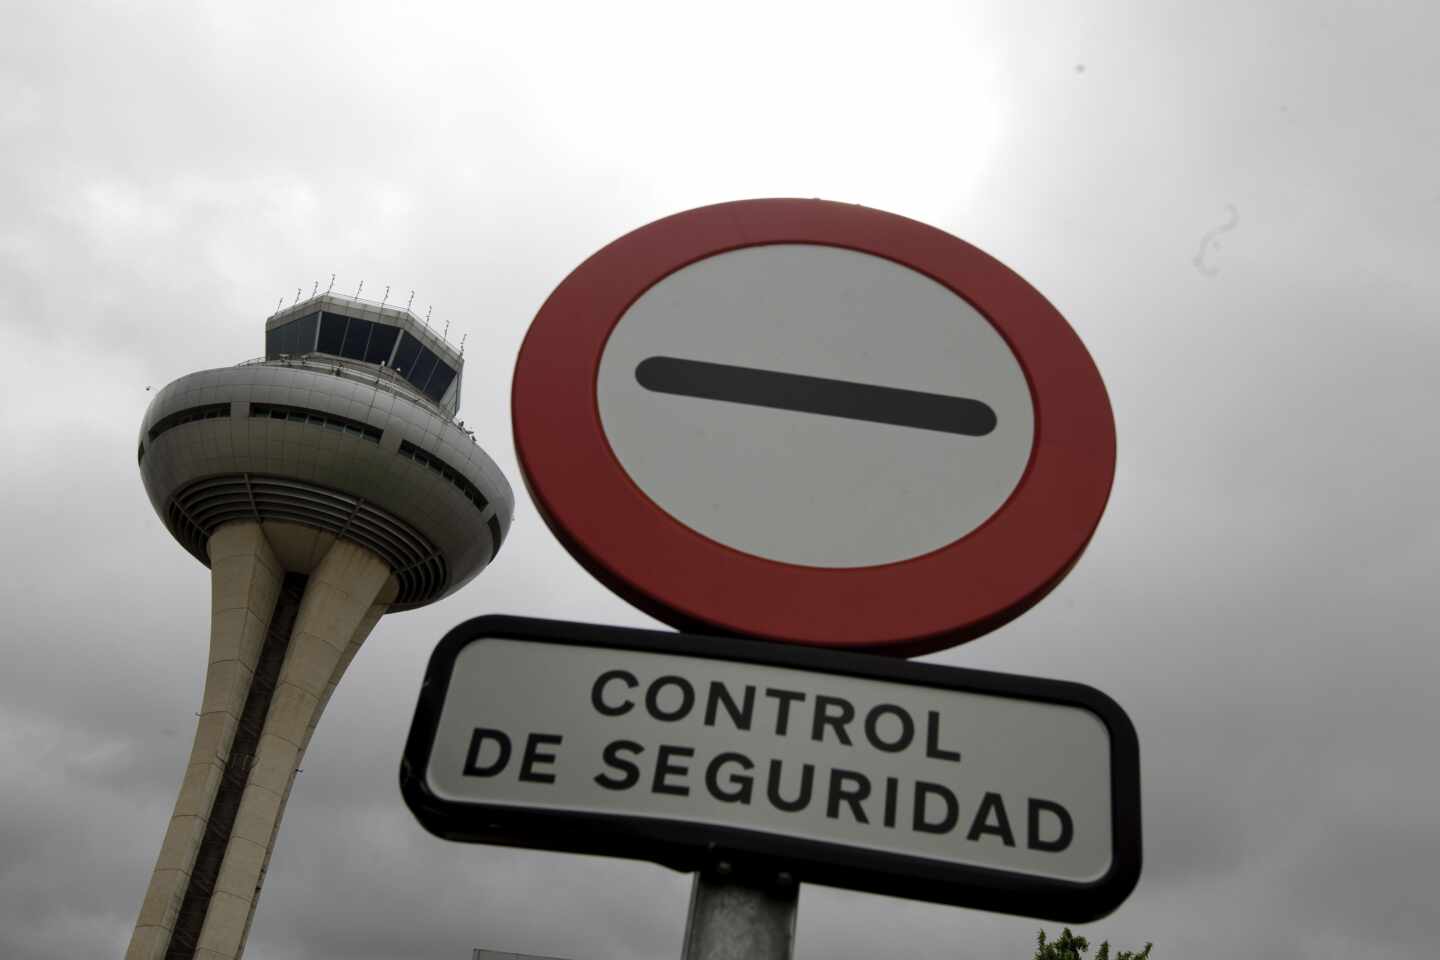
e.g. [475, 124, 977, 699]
[1033, 928, 1153, 960]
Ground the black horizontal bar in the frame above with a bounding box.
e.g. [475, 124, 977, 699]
[635, 356, 996, 436]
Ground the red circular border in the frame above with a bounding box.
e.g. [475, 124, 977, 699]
[513, 199, 1115, 656]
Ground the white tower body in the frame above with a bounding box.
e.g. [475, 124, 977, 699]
[127, 295, 513, 960]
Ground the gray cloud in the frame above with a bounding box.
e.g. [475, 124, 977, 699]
[2, 1, 1437, 959]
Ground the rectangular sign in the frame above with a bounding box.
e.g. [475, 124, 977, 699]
[400, 616, 1141, 921]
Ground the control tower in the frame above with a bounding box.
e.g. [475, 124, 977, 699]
[127, 293, 513, 960]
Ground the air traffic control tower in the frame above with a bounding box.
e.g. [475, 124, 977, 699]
[127, 293, 513, 960]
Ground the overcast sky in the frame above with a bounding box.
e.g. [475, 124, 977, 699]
[3, 1, 1438, 958]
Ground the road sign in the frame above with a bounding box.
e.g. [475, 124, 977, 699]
[512, 199, 1116, 655]
[401, 616, 1142, 922]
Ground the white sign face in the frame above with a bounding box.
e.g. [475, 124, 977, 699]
[596, 244, 1035, 568]
[424, 637, 1114, 884]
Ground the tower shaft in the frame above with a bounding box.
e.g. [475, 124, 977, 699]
[127, 522, 396, 960]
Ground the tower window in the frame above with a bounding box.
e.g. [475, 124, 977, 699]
[424, 363, 457, 402]
[365, 324, 400, 365]
[316, 312, 348, 354]
[398, 440, 490, 513]
[147, 403, 232, 443]
[264, 312, 319, 358]
[340, 318, 372, 360]
[249, 403, 381, 442]
[392, 332, 422, 378]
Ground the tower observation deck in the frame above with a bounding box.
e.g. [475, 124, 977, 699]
[127, 293, 513, 960]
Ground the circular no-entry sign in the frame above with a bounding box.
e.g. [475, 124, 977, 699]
[513, 199, 1115, 655]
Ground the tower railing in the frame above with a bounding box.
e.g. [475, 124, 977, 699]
[235, 354, 457, 420]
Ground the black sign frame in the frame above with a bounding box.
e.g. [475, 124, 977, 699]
[400, 615, 1141, 922]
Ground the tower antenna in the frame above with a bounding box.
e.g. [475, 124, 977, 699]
[311, 280, 319, 298]
[425, 306, 432, 330]
[380, 285, 390, 309]
[405, 290, 415, 313]
[355, 280, 364, 301]
[326, 273, 335, 294]
[293, 287, 301, 305]
[275, 297, 284, 316]
[443, 316, 452, 340]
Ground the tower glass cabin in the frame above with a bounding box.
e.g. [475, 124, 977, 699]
[128, 294, 512, 960]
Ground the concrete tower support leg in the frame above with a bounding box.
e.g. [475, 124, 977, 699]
[193, 539, 395, 960]
[231, 569, 396, 960]
[127, 523, 284, 960]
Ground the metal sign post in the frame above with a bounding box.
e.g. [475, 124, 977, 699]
[682, 864, 798, 960]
